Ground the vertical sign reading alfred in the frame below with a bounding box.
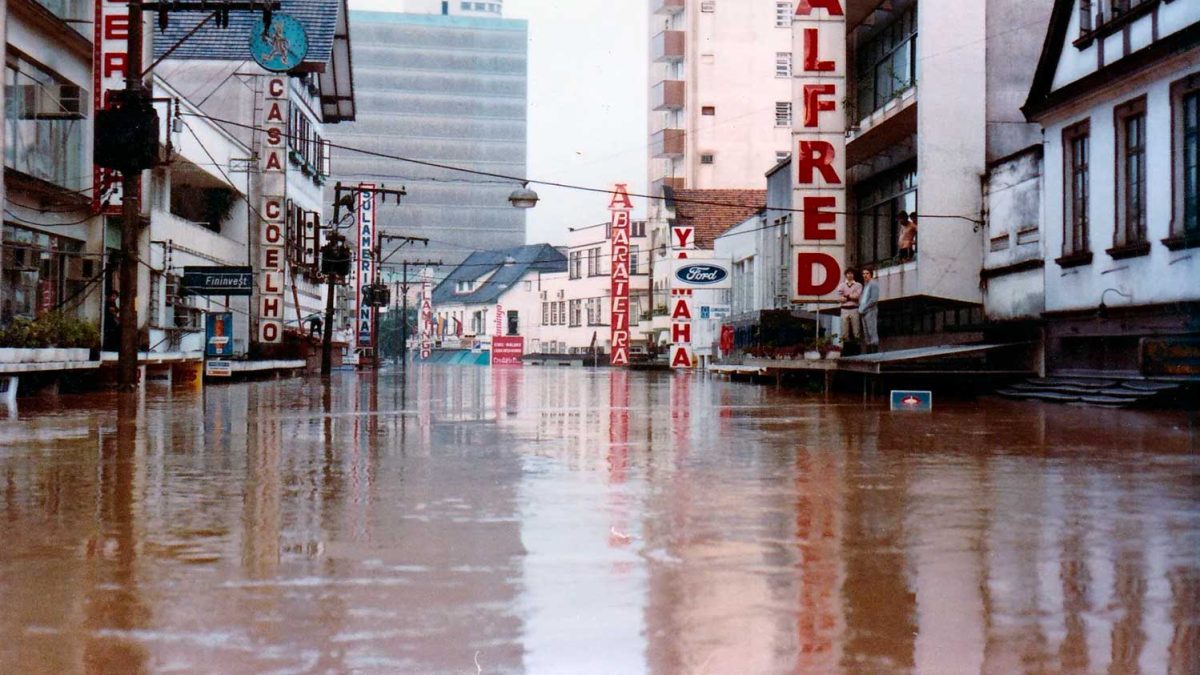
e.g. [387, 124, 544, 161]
[355, 184, 378, 349]
[791, 0, 847, 302]
[258, 76, 288, 343]
[609, 184, 633, 367]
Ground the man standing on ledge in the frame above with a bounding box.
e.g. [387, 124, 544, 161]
[837, 269, 862, 352]
[859, 267, 880, 354]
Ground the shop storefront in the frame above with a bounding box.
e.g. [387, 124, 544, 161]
[1, 224, 92, 324]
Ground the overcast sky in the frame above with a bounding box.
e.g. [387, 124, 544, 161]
[349, 0, 649, 246]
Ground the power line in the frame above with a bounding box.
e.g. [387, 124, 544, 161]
[178, 110, 982, 225]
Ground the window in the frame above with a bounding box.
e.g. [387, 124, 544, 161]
[1062, 120, 1091, 260]
[854, 6, 917, 120]
[586, 247, 603, 276]
[550, 301, 559, 325]
[1113, 98, 1148, 252]
[34, 0, 89, 33]
[632, 221, 646, 237]
[776, 151, 792, 163]
[776, 52, 792, 78]
[569, 251, 582, 279]
[542, 302, 550, 325]
[854, 163, 917, 267]
[558, 301, 566, 324]
[569, 300, 582, 327]
[1171, 75, 1200, 246]
[700, 153, 715, 165]
[701, 1, 715, 12]
[701, 106, 716, 116]
[1079, 0, 1094, 33]
[523, 280, 533, 291]
[630, 245, 640, 275]
[507, 310, 519, 336]
[775, 1, 792, 27]
[775, 102, 792, 127]
[5, 56, 85, 190]
[2, 225, 87, 324]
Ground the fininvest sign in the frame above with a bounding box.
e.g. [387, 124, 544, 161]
[791, 0, 846, 303]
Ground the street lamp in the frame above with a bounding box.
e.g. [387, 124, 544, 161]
[508, 182, 539, 209]
[1097, 287, 1132, 319]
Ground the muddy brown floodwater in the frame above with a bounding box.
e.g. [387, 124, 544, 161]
[0, 366, 1197, 674]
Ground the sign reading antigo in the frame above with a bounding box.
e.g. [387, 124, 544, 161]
[355, 184, 378, 350]
[791, 0, 847, 303]
[609, 184, 633, 367]
[258, 76, 288, 344]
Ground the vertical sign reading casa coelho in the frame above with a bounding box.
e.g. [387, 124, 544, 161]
[791, 0, 846, 303]
[609, 184, 633, 367]
[258, 76, 288, 344]
[93, 0, 132, 213]
[355, 184, 378, 349]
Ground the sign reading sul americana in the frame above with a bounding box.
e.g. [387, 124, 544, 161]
[792, 0, 847, 302]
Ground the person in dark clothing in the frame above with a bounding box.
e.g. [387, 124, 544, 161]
[103, 291, 120, 352]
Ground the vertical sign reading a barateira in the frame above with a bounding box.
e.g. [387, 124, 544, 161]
[355, 184, 378, 349]
[609, 184, 633, 366]
[258, 76, 288, 343]
[791, 0, 846, 302]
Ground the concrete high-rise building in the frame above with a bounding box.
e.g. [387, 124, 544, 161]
[647, 0, 795, 195]
[326, 5, 528, 269]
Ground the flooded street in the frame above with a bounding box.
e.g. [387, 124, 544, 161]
[1, 366, 1197, 674]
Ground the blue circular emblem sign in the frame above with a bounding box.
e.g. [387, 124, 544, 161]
[249, 14, 309, 73]
[675, 263, 729, 286]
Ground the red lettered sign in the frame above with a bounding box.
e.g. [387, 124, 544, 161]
[609, 184, 633, 366]
[791, 0, 846, 302]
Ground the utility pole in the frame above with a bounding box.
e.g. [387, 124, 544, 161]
[116, 0, 146, 392]
[385, 259, 441, 367]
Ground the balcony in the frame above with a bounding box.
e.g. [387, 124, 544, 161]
[651, 30, 685, 63]
[653, 0, 685, 15]
[651, 129, 685, 159]
[651, 80, 685, 111]
[651, 176, 686, 197]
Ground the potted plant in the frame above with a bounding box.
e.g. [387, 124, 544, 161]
[802, 340, 821, 361]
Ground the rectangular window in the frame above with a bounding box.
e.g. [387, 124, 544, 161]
[775, 102, 792, 127]
[1062, 120, 1091, 258]
[1114, 98, 1147, 251]
[1172, 75, 1200, 243]
[701, 106, 716, 116]
[632, 221, 646, 237]
[569, 251, 582, 279]
[854, 163, 917, 267]
[776, 52, 793, 78]
[775, 1, 792, 27]
[854, 6, 917, 120]
[4, 56, 86, 190]
[558, 301, 566, 324]
[1079, 0, 1093, 34]
[507, 310, 519, 336]
[630, 244, 640, 275]
[700, 153, 715, 165]
[701, 1, 715, 12]
[542, 302, 549, 325]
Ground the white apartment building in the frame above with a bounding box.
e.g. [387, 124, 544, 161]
[538, 221, 652, 357]
[648, 0, 795, 195]
[1020, 0, 1199, 375]
[430, 243, 566, 354]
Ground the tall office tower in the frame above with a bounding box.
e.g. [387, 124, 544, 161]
[326, 3, 528, 268]
[648, 0, 795, 196]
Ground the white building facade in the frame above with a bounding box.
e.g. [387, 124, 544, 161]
[1023, 0, 1199, 375]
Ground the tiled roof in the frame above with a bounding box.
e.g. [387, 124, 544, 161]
[672, 189, 767, 249]
[152, 0, 339, 66]
[432, 244, 567, 306]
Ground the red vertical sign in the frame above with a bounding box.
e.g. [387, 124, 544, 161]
[609, 184, 633, 366]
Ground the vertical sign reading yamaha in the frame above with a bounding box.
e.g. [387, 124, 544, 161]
[355, 184, 377, 350]
[258, 76, 288, 343]
[670, 209, 696, 369]
[791, 0, 847, 303]
[609, 184, 633, 367]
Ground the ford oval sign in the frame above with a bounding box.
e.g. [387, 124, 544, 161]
[675, 263, 729, 286]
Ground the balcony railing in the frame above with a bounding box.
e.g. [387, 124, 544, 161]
[651, 80, 685, 111]
[651, 30, 685, 63]
[651, 129, 685, 159]
[653, 0, 685, 15]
